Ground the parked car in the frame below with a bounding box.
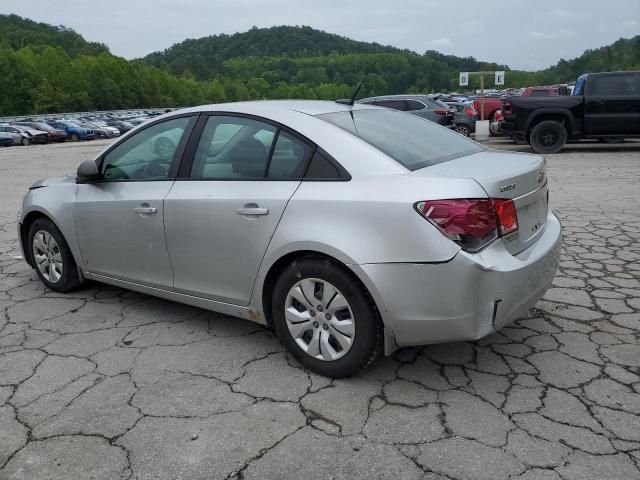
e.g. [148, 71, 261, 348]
[0, 132, 13, 147]
[0, 124, 47, 145]
[15, 122, 68, 143]
[473, 97, 503, 122]
[79, 122, 120, 139]
[443, 101, 478, 137]
[46, 120, 95, 142]
[105, 120, 134, 134]
[18, 100, 560, 377]
[501, 71, 640, 153]
[357, 95, 455, 128]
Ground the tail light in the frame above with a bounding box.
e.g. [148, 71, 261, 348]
[433, 109, 449, 115]
[415, 198, 519, 252]
[465, 107, 477, 118]
[502, 100, 513, 115]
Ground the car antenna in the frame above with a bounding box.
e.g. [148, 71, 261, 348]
[336, 74, 368, 106]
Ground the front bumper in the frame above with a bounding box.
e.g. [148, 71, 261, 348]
[361, 210, 561, 347]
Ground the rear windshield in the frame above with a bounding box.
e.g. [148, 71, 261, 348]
[316, 109, 483, 170]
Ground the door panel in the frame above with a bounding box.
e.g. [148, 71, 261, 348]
[74, 182, 175, 288]
[584, 73, 640, 134]
[164, 181, 299, 305]
[73, 115, 195, 288]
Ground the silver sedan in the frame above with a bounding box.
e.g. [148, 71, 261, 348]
[18, 101, 561, 377]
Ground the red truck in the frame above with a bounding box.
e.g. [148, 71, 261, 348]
[473, 97, 503, 121]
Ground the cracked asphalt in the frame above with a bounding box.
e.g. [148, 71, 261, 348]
[1, 138, 639, 480]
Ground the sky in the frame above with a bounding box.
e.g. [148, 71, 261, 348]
[2, 0, 639, 71]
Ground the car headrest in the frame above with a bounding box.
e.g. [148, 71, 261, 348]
[231, 138, 268, 177]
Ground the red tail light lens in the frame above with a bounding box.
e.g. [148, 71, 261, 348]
[465, 107, 477, 118]
[493, 199, 518, 236]
[415, 198, 518, 252]
[433, 109, 449, 115]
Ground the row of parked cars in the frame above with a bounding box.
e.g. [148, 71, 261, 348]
[357, 95, 479, 136]
[0, 110, 166, 147]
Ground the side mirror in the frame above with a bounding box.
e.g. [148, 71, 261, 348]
[76, 159, 102, 184]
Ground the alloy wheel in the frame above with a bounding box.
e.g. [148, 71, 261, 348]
[32, 230, 63, 283]
[284, 278, 355, 361]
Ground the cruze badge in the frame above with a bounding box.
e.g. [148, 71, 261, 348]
[499, 183, 516, 192]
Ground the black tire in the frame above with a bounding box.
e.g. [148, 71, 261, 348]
[271, 257, 383, 378]
[529, 120, 567, 154]
[28, 218, 82, 293]
[488, 112, 496, 136]
[455, 124, 471, 137]
[70, 133, 79, 142]
[598, 137, 625, 144]
[21, 137, 31, 146]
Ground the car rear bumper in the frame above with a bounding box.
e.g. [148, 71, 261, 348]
[360, 210, 561, 347]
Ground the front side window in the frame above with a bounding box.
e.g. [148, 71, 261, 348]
[317, 109, 484, 171]
[591, 74, 637, 96]
[101, 116, 192, 181]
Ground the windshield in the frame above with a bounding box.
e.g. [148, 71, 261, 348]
[316, 109, 483, 170]
[573, 75, 587, 95]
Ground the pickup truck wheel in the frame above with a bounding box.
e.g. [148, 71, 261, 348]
[530, 120, 567, 154]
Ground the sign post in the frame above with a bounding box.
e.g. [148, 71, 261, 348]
[459, 70, 506, 141]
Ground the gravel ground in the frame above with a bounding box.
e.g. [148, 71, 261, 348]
[0, 138, 639, 480]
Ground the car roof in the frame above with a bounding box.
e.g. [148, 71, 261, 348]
[357, 94, 433, 102]
[177, 100, 378, 117]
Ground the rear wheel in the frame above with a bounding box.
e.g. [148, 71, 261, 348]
[529, 120, 567, 154]
[455, 124, 471, 137]
[28, 218, 82, 293]
[272, 257, 382, 378]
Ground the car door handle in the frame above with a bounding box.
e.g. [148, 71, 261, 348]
[236, 204, 269, 216]
[134, 205, 157, 215]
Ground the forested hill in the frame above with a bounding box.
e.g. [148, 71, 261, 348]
[141, 25, 406, 78]
[0, 14, 109, 57]
[543, 35, 640, 81]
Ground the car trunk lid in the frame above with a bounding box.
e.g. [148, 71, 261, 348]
[413, 150, 548, 255]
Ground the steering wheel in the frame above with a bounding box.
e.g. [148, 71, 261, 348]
[140, 158, 171, 179]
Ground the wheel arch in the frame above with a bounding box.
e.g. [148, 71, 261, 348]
[258, 249, 387, 330]
[525, 109, 576, 136]
[20, 209, 78, 269]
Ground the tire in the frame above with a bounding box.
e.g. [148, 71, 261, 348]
[529, 120, 567, 154]
[271, 257, 383, 378]
[598, 137, 625, 144]
[488, 112, 496, 136]
[70, 133, 79, 142]
[455, 124, 471, 137]
[28, 218, 82, 293]
[21, 137, 31, 146]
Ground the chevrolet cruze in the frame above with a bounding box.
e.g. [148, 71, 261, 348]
[18, 100, 561, 377]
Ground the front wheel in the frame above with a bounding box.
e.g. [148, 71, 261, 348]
[21, 137, 31, 146]
[69, 133, 79, 142]
[455, 124, 471, 137]
[271, 257, 382, 378]
[529, 120, 567, 154]
[28, 218, 82, 293]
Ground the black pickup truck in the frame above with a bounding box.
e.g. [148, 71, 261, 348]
[501, 71, 640, 153]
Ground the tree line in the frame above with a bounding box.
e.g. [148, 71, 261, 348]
[1, 15, 639, 116]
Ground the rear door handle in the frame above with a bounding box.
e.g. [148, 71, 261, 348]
[134, 205, 157, 215]
[236, 203, 269, 216]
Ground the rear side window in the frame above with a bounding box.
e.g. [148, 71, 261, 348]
[405, 100, 426, 111]
[304, 151, 343, 179]
[267, 131, 313, 179]
[317, 109, 483, 171]
[375, 100, 407, 111]
[591, 74, 637, 96]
